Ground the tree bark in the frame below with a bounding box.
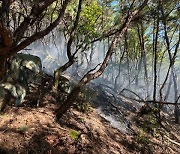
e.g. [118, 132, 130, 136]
[0, 23, 13, 80]
[160, 1, 180, 123]
[114, 45, 125, 91]
[153, 5, 160, 102]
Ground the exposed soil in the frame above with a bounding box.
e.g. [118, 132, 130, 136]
[0, 101, 134, 154]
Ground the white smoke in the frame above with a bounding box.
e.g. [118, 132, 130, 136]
[21, 30, 179, 108]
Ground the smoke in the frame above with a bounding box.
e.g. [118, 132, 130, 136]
[97, 107, 128, 134]
[22, 31, 179, 109]
[18, 30, 180, 133]
[22, 31, 68, 75]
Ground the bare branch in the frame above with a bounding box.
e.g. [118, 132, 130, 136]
[79, 0, 149, 86]
[10, 0, 70, 55]
[13, 0, 58, 43]
[54, 0, 83, 73]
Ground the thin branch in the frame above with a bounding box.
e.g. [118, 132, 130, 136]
[10, 0, 70, 55]
[119, 88, 144, 101]
[79, 0, 149, 85]
[13, 0, 58, 43]
[54, 0, 83, 73]
[119, 93, 179, 106]
[86, 63, 101, 74]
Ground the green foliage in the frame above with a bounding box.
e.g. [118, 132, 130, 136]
[69, 129, 79, 139]
[77, 117, 85, 123]
[19, 125, 29, 133]
[0, 113, 8, 119]
[136, 129, 153, 153]
[137, 129, 150, 145]
[79, 1, 102, 38]
[76, 101, 91, 113]
[75, 0, 115, 43]
[62, 0, 115, 43]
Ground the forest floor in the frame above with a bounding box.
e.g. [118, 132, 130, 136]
[0, 76, 180, 154]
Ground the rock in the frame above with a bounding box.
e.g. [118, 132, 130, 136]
[57, 75, 71, 94]
[0, 53, 42, 110]
[0, 82, 27, 106]
[7, 53, 42, 86]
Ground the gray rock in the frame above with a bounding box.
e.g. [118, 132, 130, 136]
[0, 82, 27, 106]
[0, 53, 42, 110]
[7, 53, 42, 86]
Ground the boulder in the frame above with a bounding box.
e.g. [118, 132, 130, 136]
[0, 53, 42, 110]
[0, 82, 27, 107]
[7, 53, 42, 86]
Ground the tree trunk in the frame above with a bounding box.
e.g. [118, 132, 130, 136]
[114, 48, 125, 91]
[53, 0, 83, 92]
[56, 85, 82, 119]
[172, 68, 179, 124]
[125, 32, 131, 88]
[174, 105, 180, 124]
[153, 13, 160, 102]
[164, 72, 172, 101]
[160, 1, 180, 123]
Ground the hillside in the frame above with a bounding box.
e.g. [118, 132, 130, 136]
[0, 75, 180, 154]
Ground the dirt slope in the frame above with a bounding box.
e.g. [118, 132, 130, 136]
[0, 78, 180, 154]
[0, 101, 180, 154]
[0, 100, 134, 154]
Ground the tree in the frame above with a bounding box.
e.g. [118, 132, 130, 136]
[56, 0, 149, 119]
[53, 0, 115, 92]
[0, 0, 70, 80]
